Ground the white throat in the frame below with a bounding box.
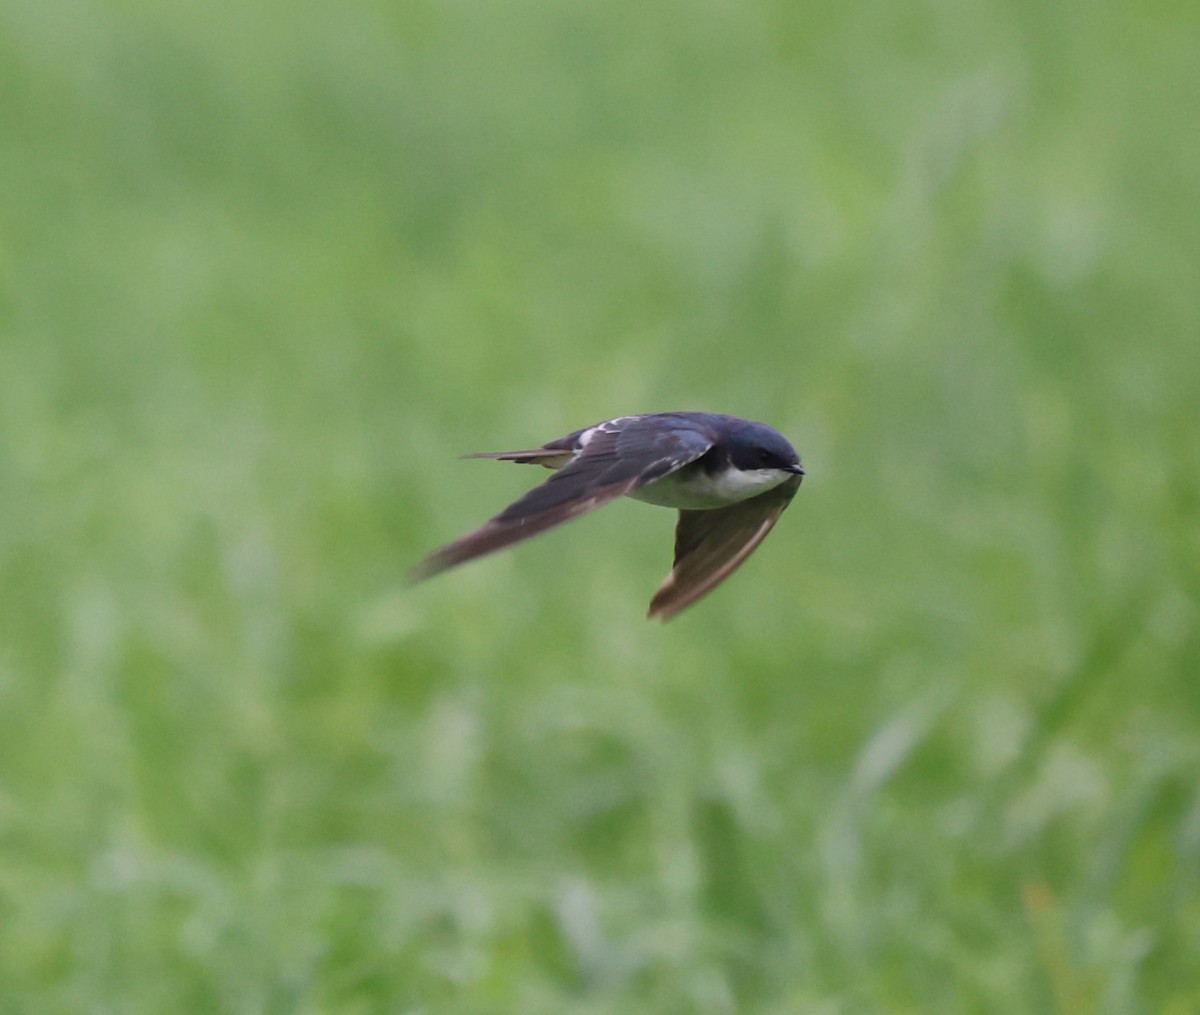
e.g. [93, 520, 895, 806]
[630, 466, 792, 510]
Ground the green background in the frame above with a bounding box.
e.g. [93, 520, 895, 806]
[3, 0, 1198, 1011]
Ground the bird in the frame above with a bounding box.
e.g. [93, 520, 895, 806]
[408, 411, 804, 620]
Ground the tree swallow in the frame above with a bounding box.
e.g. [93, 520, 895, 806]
[409, 412, 804, 620]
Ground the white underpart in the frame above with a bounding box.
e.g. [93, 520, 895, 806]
[630, 467, 792, 510]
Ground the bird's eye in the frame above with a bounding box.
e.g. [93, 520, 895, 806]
[759, 450, 777, 467]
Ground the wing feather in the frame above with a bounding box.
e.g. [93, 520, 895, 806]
[409, 421, 713, 583]
[647, 474, 802, 621]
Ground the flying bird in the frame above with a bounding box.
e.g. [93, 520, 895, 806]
[409, 412, 804, 620]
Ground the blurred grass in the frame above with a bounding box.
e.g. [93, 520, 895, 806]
[1, 0, 1198, 1011]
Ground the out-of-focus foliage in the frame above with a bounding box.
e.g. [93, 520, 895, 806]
[1, 0, 1197, 1010]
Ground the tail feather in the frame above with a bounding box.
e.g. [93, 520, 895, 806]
[462, 448, 573, 467]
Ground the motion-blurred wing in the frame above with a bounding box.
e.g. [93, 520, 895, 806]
[647, 473, 803, 621]
[409, 419, 713, 582]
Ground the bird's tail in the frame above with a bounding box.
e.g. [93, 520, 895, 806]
[462, 448, 572, 468]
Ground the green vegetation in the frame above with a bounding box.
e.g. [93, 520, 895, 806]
[2, 0, 1197, 1010]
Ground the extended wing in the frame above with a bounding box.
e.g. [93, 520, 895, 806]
[647, 473, 803, 621]
[409, 419, 713, 583]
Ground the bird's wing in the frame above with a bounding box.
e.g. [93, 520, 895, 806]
[647, 473, 803, 621]
[409, 419, 713, 582]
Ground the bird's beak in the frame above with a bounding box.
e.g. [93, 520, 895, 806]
[786, 463, 805, 475]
